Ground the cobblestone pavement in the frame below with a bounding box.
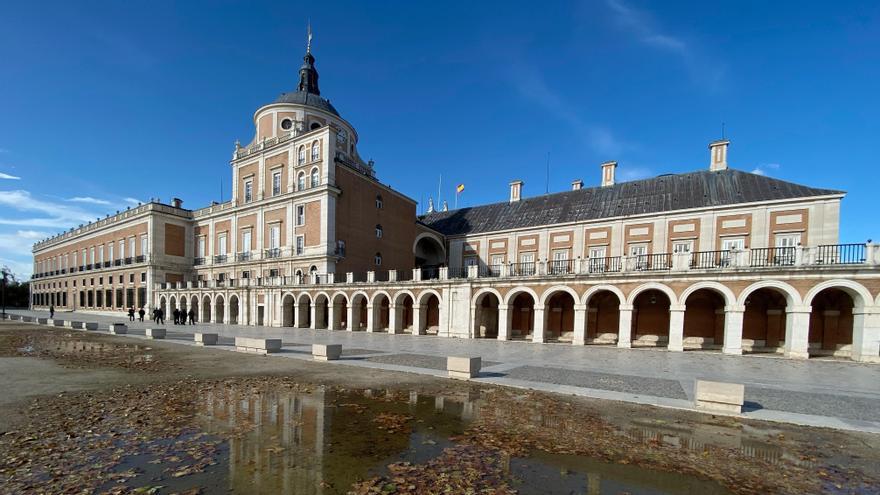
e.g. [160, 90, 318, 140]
[9, 309, 880, 431]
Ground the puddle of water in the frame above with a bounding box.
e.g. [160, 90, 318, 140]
[104, 385, 741, 494]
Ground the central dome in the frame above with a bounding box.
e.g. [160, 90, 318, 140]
[272, 90, 340, 117]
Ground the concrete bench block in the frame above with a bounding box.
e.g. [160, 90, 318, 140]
[37, 317, 49, 324]
[70, 321, 85, 329]
[109, 324, 128, 335]
[10, 314, 21, 320]
[84, 322, 98, 331]
[22, 316, 34, 323]
[695, 380, 745, 414]
[234, 337, 282, 354]
[312, 344, 342, 361]
[194, 333, 218, 346]
[447, 356, 481, 380]
[145, 328, 165, 339]
[50, 319, 66, 327]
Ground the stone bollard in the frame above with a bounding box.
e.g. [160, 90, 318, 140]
[234, 337, 282, 354]
[37, 317, 48, 325]
[22, 316, 34, 323]
[694, 380, 745, 414]
[447, 356, 481, 380]
[109, 324, 128, 335]
[312, 344, 342, 361]
[145, 328, 166, 339]
[84, 322, 98, 331]
[52, 319, 66, 327]
[70, 321, 85, 330]
[194, 333, 219, 346]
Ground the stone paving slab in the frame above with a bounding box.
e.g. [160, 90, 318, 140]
[504, 365, 689, 400]
[341, 348, 385, 356]
[745, 387, 880, 423]
[367, 353, 500, 371]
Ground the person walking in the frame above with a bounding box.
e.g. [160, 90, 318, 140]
[128, 307, 135, 322]
[152, 308, 159, 324]
[49, 306, 55, 318]
[157, 308, 164, 325]
[188, 308, 195, 325]
[172, 308, 180, 325]
[138, 307, 145, 322]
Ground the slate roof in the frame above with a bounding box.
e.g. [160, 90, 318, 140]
[271, 90, 340, 117]
[418, 169, 843, 237]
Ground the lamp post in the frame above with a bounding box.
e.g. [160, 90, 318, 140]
[1, 267, 9, 318]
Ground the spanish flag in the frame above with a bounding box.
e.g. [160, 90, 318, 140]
[456, 183, 465, 193]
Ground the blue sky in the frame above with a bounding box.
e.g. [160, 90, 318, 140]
[1, 1, 878, 279]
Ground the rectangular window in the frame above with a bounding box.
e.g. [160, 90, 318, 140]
[774, 233, 801, 248]
[296, 205, 305, 225]
[140, 235, 148, 257]
[629, 244, 648, 257]
[108, 243, 114, 262]
[241, 230, 252, 252]
[721, 238, 745, 251]
[89, 247, 95, 264]
[130, 273, 135, 283]
[98, 245, 104, 264]
[242, 270, 250, 279]
[140, 272, 146, 282]
[272, 171, 282, 196]
[296, 235, 304, 255]
[464, 256, 478, 267]
[490, 254, 505, 267]
[129, 238, 135, 259]
[269, 268, 280, 278]
[336, 240, 346, 257]
[672, 240, 693, 253]
[244, 180, 253, 202]
[197, 237, 206, 258]
[270, 225, 281, 249]
[118, 240, 124, 259]
[218, 233, 227, 255]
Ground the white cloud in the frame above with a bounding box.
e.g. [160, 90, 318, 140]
[0, 190, 98, 229]
[123, 197, 142, 205]
[0, 172, 20, 180]
[68, 196, 112, 205]
[619, 166, 654, 181]
[751, 163, 781, 176]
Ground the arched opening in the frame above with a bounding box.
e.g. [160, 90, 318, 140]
[350, 294, 368, 331]
[393, 293, 414, 333]
[414, 235, 445, 272]
[742, 288, 788, 353]
[179, 297, 188, 323]
[632, 290, 671, 347]
[420, 293, 441, 335]
[169, 296, 176, 320]
[159, 296, 167, 318]
[585, 290, 621, 344]
[371, 293, 390, 332]
[190, 296, 199, 323]
[510, 292, 535, 340]
[544, 291, 576, 342]
[201, 296, 211, 323]
[297, 294, 312, 328]
[808, 288, 854, 357]
[683, 289, 726, 350]
[214, 295, 225, 324]
[331, 294, 348, 330]
[314, 294, 329, 330]
[281, 294, 295, 327]
[229, 295, 240, 325]
[474, 292, 500, 338]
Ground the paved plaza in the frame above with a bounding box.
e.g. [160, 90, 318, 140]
[8, 308, 880, 433]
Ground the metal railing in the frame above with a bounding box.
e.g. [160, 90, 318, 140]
[816, 244, 865, 265]
[421, 267, 440, 280]
[479, 264, 502, 278]
[264, 248, 281, 259]
[548, 259, 575, 275]
[213, 255, 228, 264]
[690, 250, 731, 269]
[236, 252, 251, 262]
[634, 253, 671, 271]
[194, 257, 205, 266]
[510, 262, 537, 277]
[586, 256, 622, 273]
[124, 257, 133, 265]
[135, 255, 146, 263]
[749, 247, 795, 267]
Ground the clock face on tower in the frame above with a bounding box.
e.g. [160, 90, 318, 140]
[336, 129, 347, 144]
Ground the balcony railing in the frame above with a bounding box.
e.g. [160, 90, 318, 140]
[750, 247, 795, 267]
[264, 248, 281, 259]
[633, 253, 671, 271]
[214, 255, 228, 264]
[194, 257, 205, 266]
[690, 250, 731, 270]
[114, 259, 121, 266]
[548, 259, 575, 275]
[816, 244, 866, 265]
[510, 262, 537, 277]
[586, 256, 622, 274]
[479, 264, 502, 278]
[124, 257, 133, 265]
[236, 252, 251, 262]
[135, 255, 145, 263]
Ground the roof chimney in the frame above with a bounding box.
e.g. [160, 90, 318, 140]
[709, 140, 729, 171]
[571, 179, 583, 191]
[171, 197, 183, 209]
[509, 180, 523, 203]
[600, 161, 617, 187]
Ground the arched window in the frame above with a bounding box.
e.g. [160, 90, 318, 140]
[295, 269, 303, 284]
[311, 141, 320, 161]
[310, 122, 321, 130]
[375, 224, 383, 239]
[310, 167, 319, 188]
[297, 171, 306, 191]
[374, 252, 382, 266]
[297, 146, 305, 165]
[375, 195, 383, 209]
[280, 118, 293, 131]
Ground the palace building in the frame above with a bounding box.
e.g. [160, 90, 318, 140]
[30, 38, 880, 363]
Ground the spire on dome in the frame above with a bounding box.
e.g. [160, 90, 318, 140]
[297, 23, 320, 95]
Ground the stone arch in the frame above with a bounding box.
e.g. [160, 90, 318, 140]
[350, 291, 369, 331]
[539, 285, 580, 306]
[414, 232, 446, 269]
[682, 288, 728, 350]
[505, 287, 537, 340]
[626, 282, 679, 306]
[679, 282, 736, 308]
[330, 292, 348, 330]
[417, 289, 442, 335]
[313, 292, 330, 329]
[201, 295, 212, 323]
[541, 286, 577, 342]
[296, 292, 312, 328]
[190, 295, 199, 323]
[214, 294, 225, 324]
[804, 282, 868, 357]
[392, 290, 416, 333]
[473, 288, 502, 339]
[370, 291, 391, 332]
[168, 296, 176, 319]
[737, 280, 802, 308]
[229, 293, 240, 325]
[583, 285, 622, 344]
[803, 279, 871, 311]
[503, 286, 540, 306]
[281, 292, 296, 327]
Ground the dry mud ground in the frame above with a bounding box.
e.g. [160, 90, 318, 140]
[0, 322, 878, 494]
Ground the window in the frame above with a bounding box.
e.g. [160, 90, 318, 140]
[197, 237, 206, 258]
[241, 230, 252, 252]
[296, 205, 305, 225]
[89, 247, 95, 265]
[336, 240, 346, 257]
[775, 233, 801, 248]
[310, 167, 319, 187]
[297, 172, 306, 191]
[98, 246, 103, 264]
[375, 224, 383, 239]
[118, 240, 124, 259]
[672, 240, 693, 253]
[464, 256, 478, 267]
[242, 270, 250, 279]
[298, 146, 305, 165]
[141, 272, 146, 282]
[721, 238, 745, 251]
[269, 225, 280, 249]
[269, 268, 280, 278]
[280, 118, 293, 130]
[272, 171, 282, 196]
[244, 179, 253, 202]
[296, 235, 304, 255]
[129, 273, 134, 283]
[490, 254, 505, 267]
[519, 252, 535, 275]
[218, 233, 228, 256]
[551, 249, 570, 274]
[129, 238, 135, 259]
[375, 195, 383, 209]
[140, 235, 148, 257]
[629, 244, 648, 257]
[108, 244, 114, 262]
[311, 142, 319, 161]
[99, 277, 103, 285]
[374, 252, 382, 266]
